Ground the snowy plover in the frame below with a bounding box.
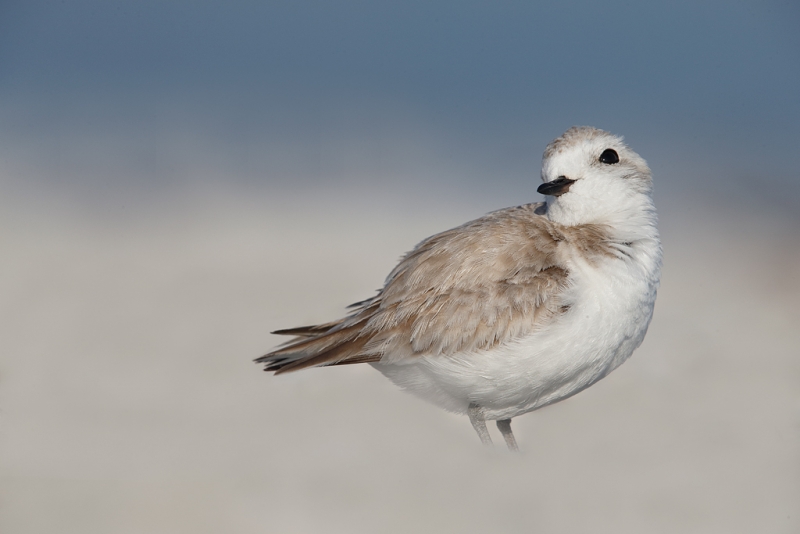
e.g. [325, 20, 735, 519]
[257, 126, 662, 450]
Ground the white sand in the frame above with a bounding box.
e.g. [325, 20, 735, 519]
[2, 188, 799, 533]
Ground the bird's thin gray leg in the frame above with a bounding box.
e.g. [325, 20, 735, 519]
[468, 403, 493, 447]
[496, 419, 519, 452]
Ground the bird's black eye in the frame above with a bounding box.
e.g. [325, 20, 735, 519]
[599, 148, 619, 164]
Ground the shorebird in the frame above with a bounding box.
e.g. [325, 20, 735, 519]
[257, 126, 662, 451]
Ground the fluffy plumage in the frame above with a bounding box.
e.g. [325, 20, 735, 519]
[257, 126, 662, 448]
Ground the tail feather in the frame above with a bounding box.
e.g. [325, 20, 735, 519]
[271, 321, 341, 337]
[262, 318, 369, 357]
[270, 336, 375, 374]
[257, 315, 379, 373]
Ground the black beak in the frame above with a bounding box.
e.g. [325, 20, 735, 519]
[537, 176, 575, 197]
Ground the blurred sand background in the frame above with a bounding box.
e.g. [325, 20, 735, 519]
[2, 2, 799, 533]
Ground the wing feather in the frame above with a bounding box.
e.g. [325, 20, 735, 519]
[257, 203, 578, 373]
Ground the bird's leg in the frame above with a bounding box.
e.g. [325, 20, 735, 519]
[468, 403, 493, 447]
[496, 419, 519, 452]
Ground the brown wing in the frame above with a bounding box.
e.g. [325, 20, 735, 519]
[256, 203, 572, 374]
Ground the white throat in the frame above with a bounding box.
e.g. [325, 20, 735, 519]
[546, 190, 658, 243]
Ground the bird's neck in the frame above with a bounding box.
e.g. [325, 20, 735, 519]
[547, 193, 659, 246]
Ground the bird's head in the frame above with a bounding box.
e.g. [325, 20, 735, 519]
[538, 126, 653, 227]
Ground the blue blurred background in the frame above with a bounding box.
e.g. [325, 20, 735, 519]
[2, 1, 799, 208]
[2, 2, 799, 533]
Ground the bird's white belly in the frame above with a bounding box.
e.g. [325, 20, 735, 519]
[372, 256, 658, 420]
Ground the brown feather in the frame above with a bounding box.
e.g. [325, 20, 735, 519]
[271, 321, 340, 337]
[258, 202, 616, 373]
[272, 336, 373, 374]
[258, 322, 364, 358]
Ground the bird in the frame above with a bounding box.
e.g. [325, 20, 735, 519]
[256, 126, 662, 451]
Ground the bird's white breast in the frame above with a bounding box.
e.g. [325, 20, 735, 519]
[372, 238, 661, 420]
